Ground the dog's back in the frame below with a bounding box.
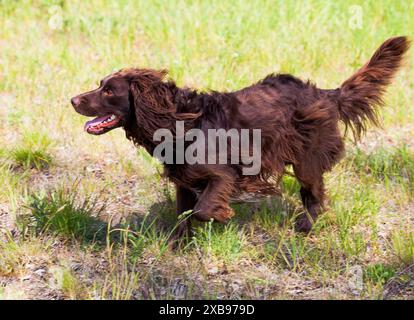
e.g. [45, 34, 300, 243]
[218, 37, 411, 216]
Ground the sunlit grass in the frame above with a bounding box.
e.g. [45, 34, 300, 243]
[20, 185, 106, 242]
[0, 0, 413, 300]
[351, 146, 414, 190]
[0, 235, 52, 276]
[50, 266, 86, 299]
[7, 131, 54, 170]
[192, 220, 247, 263]
[391, 230, 414, 266]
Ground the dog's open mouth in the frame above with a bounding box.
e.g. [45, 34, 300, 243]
[84, 114, 121, 135]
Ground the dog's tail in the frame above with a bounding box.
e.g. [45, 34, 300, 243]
[336, 36, 410, 139]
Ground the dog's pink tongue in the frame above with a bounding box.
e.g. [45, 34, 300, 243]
[84, 115, 110, 130]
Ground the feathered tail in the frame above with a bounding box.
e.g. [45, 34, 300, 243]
[337, 36, 410, 139]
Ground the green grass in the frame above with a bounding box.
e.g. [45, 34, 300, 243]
[192, 221, 247, 263]
[126, 216, 170, 261]
[0, 164, 26, 201]
[391, 230, 414, 266]
[0, 235, 52, 276]
[0, 0, 413, 300]
[50, 266, 86, 299]
[365, 263, 396, 286]
[351, 146, 414, 191]
[0, 236, 22, 276]
[11, 149, 52, 170]
[20, 185, 106, 242]
[8, 131, 54, 170]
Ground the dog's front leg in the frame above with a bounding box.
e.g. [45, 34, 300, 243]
[193, 174, 235, 223]
[169, 185, 197, 247]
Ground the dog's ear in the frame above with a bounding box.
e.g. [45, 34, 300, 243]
[123, 68, 180, 142]
[122, 68, 201, 145]
[124, 68, 168, 93]
[123, 68, 171, 112]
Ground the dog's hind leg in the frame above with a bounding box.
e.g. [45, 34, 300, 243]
[292, 99, 344, 232]
[293, 163, 325, 233]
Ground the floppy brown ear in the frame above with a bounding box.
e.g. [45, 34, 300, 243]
[125, 68, 168, 92]
[127, 68, 173, 114]
[129, 69, 177, 138]
[126, 68, 201, 143]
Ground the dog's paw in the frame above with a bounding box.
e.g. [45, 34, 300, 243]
[295, 214, 314, 233]
[214, 206, 235, 223]
[193, 205, 235, 223]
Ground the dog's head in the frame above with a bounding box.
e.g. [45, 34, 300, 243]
[71, 68, 168, 135]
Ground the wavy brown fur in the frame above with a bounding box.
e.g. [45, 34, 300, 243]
[339, 36, 410, 139]
[125, 37, 409, 237]
[71, 37, 410, 240]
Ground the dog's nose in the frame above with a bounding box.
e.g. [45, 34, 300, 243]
[71, 96, 80, 107]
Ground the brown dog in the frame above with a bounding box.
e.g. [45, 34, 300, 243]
[71, 37, 410, 239]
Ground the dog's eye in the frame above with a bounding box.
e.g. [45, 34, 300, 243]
[103, 88, 113, 96]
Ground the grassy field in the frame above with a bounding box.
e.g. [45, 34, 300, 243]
[0, 0, 413, 299]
